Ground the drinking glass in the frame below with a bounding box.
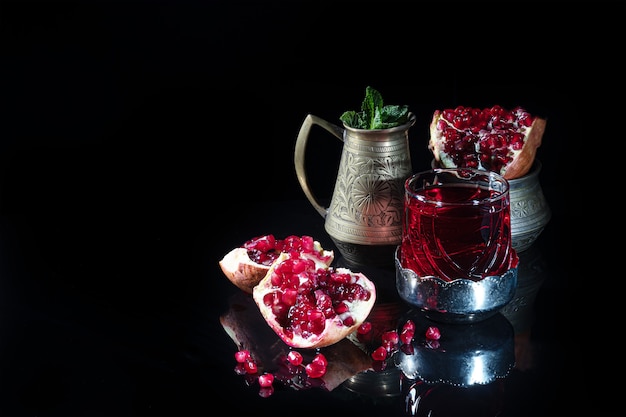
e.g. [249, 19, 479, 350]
[400, 168, 514, 282]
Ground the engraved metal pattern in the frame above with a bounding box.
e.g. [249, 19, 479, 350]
[324, 119, 414, 246]
[509, 160, 551, 252]
[294, 113, 415, 266]
[394, 247, 518, 324]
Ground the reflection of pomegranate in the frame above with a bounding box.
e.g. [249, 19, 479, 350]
[429, 105, 546, 179]
[220, 292, 373, 394]
[219, 234, 334, 293]
[253, 252, 377, 349]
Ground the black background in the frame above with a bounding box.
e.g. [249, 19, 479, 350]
[1, 1, 623, 416]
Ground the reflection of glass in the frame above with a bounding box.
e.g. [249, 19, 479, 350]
[500, 243, 548, 371]
[395, 309, 514, 416]
[401, 168, 515, 281]
[394, 309, 515, 387]
[403, 380, 506, 417]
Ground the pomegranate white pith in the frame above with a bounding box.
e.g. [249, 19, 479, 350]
[429, 105, 546, 180]
[219, 234, 334, 294]
[252, 252, 377, 349]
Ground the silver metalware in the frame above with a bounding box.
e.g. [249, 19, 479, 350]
[509, 160, 551, 252]
[394, 247, 518, 323]
[295, 113, 415, 268]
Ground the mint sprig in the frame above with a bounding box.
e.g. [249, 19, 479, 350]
[340, 86, 409, 129]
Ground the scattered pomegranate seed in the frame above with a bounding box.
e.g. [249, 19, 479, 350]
[381, 330, 399, 345]
[400, 319, 415, 344]
[243, 359, 258, 374]
[305, 353, 328, 378]
[400, 328, 414, 345]
[235, 349, 251, 363]
[371, 346, 388, 361]
[357, 321, 372, 334]
[258, 373, 275, 388]
[425, 326, 441, 340]
[402, 319, 415, 333]
[287, 350, 303, 366]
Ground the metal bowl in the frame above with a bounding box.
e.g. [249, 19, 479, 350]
[394, 247, 518, 324]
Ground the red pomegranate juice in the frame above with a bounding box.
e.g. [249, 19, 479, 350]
[401, 170, 513, 282]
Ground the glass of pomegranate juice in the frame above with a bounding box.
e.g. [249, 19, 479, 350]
[401, 168, 515, 282]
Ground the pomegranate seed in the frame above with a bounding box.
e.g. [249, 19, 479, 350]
[305, 353, 328, 378]
[243, 359, 258, 374]
[400, 319, 415, 344]
[400, 328, 414, 345]
[235, 349, 250, 363]
[311, 352, 328, 368]
[357, 321, 372, 334]
[371, 346, 388, 361]
[402, 319, 415, 333]
[425, 326, 441, 340]
[287, 350, 303, 366]
[258, 373, 275, 388]
[382, 330, 399, 346]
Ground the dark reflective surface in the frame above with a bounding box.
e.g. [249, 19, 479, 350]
[0, 198, 571, 416]
[2, 1, 615, 415]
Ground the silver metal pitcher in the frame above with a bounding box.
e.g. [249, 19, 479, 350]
[295, 113, 415, 268]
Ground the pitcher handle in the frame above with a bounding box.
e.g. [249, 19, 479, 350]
[294, 114, 344, 218]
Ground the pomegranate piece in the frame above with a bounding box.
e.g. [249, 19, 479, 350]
[219, 234, 334, 294]
[253, 251, 377, 349]
[429, 105, 546, 179]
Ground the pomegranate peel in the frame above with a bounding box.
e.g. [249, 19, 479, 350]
[219, 235, 334, 294]
[252, 252, 377, 349]
[219, 247, 270, 294]
[501, 116, 545, 179]
[428, 105, 547, 180]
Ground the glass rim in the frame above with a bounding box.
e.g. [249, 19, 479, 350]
[405, 167, 510, 206]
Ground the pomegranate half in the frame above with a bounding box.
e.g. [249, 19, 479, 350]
[428, 105, 546, 179]
[219, 234, 334, 294]
[252, 252, 377, 349]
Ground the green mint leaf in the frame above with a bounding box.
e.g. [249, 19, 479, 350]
[380, 104, 409, 125]
[340, 86, 409, 129]
[339, 110, 357, 126]
[362, 86, 384, 129]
